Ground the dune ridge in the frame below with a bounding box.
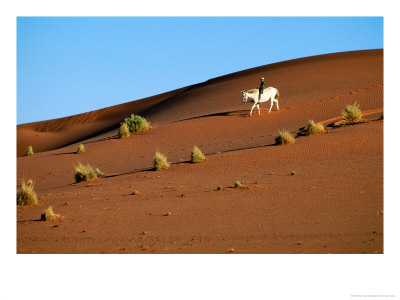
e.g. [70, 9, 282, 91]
[17, 49, 382, 156]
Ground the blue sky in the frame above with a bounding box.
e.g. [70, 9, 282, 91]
[17, 17, 383, 124]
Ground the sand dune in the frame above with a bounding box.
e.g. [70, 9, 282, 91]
[17, 50, 383, 253]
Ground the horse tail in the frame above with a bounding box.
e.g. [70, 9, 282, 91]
[275, 88, 280, 100]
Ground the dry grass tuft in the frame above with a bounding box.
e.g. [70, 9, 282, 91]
[275, 131, 295, 145]
[191, 145, 206, 163]
[41, 206, 61, 221]
[118, 122, 130, 139]
[154, 151, 170, 171]
[342, 102, 362, 123]
[234, 180, 244, 189]
[26, 145, 34, 156]
[74, 163, 102, 182]
[76, 144, 86, 153]
[305, 120, 325, 136]
[17, 180, 38, 205]
[124, 114, 150, 133]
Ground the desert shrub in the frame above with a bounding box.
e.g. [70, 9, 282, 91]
[76, 144, 86, 153]
[234, 180, 243, 188]
[123, 114, 150, 133]
[41, 206, 60, 221]
[95, 168, 104, 177]
[153, 151, 170, 171]
[305, 120, 325, 136]
[74, 163, 101, 182]
[275, 131, 295, 145]
[118, 122, 130, 139]
[17, 180, 38, 205]
[191, 145, 205, 163]
[26, 145, 34, 156]
[216, 185, 224, 191]
[342, 102, 362, 123]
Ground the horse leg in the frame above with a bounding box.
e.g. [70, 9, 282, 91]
[250, 103, 257, 116]
[257, 103, 260, 115]
[268, 99, 273, 113]
[276, 99, 279, 110]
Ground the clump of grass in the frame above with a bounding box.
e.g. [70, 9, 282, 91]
[74, 163, 101, 182]
[41, 206, 61, 221]
[291, 171, 296, 176]
[164, 212, 172, 216]
[17, 180, 38, 205]
[342, 102, 362, 123]
[305, 120, 325, 136]
[76, 144, 86, 153]
[118, 122, 130, 139]
[132, 190, 139, 195]
[95, 168, 104, 177]
[228, 248, 235, 253]
[154, 151, 170, 171]
[191, 145, 206, 163]
[275, 131, 295, 145]
[26, 145, 34, 156]
[216, 185, 224, 191]
[234, 180, 244, 189]
[123, 114, 150, 133]
[142, 231, 147, 235]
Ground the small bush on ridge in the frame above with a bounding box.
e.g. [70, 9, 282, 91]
[305, 120, 325, 136]
[342, 102, 362, 123]
[154, 151, 170, 171]
[275, 131, 295, 145]
[41, 206, 61, 221]
[26, 145, 34, 156]
[234, 180, 244, 189]
[77, 144, 86, 153]
[74, 163, 102, 182]
[124, 114, 150, 133]
[118, 122, 130, 139]
[17, 180, 38, 205]
[191, 145, 206, 163]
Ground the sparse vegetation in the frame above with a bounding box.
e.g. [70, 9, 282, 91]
[153, 151, 170, 171]
[123, 114, 150, 133]
[342, 102, 362, 123]
[118, 122, 130, 139]
[132, 190, 139, 195]
[41, 206, 61, 221]
[74, 163, 102, 182]
[275, 131, 295, 145]
[228, 248, 235, 253]
[17, 180, 38, 205]
[164, 212, 172, 216]
[234, 180, 244, 189]
[76, 144, 86, 153]
[291, 171, 296, 175]
[191, 145, 206, 163]
[26, 145, 34, 156]
[305, 120, 325, 136]
[216, 185, 224, 191]
[95, 168, 104, 177]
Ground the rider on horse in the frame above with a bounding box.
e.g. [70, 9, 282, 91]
[259, 77, 265, 101]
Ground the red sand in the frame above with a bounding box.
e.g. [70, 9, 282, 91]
[17, 50, 383, 253]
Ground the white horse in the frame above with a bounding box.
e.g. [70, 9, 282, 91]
[241, 87, 280, 116]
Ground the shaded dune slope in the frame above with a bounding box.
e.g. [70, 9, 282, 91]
[17, 49, 383, 156]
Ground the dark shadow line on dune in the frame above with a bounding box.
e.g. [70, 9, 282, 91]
[166, 110, 251, 124]
[51, 151, 77, 156]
